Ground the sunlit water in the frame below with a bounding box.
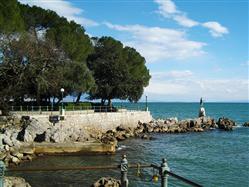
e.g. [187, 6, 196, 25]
[8, 103, 249, 187]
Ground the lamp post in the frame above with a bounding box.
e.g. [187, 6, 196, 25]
[145, 95, 148, 111]
[60, 88, 64, 115]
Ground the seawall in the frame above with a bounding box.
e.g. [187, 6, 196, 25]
[12, 110, 153, 133]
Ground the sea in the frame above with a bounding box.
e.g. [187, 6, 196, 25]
[8, 103, 249, 187]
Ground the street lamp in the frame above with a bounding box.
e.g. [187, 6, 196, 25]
[60, 88, 64, 115]
[145, 95, 148, 111]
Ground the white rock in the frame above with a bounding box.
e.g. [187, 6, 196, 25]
[11, 156, 20, 165]
[23, 132, 33, 142]
[3, 135, 13, 146]
[4, 144, 10, 151]
[4, 176, 31, 187]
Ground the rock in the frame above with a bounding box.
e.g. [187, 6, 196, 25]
[50, 129, 67, 143]
[22, 155, 33, 161]
[243, 122, 249, 127]
[101, 135, 118, 146]
[4, 176, 31, 187]
[10, 147, 23, 160]
[11, 156, 20, 165]
[3, 135, 13, 146]
[134, 126, 144, 134]
[115, 132, 126, 141]
[140, 134, 155, 140]
[217, 117, 236, 131]
[116, 125, 126, 131]
[200, 117, 216, 129]
[4, 144, 10, 151]
[17, 118, 51, 142]
[194, 128, 204, 132]
[91, 177, 121, 187]
[0, 151, 7, 160]
[19, 144, 34, 155]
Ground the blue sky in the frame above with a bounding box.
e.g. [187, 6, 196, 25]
[19, 0, 248, 102]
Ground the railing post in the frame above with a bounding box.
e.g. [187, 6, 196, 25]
[160, 158, 169, 187]
[120, 155, 129, 187]
[0, 161, 5, 187]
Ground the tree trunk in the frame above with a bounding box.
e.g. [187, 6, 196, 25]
[36, 94, 40, 106]
[76, 92, 82, 103]
[107, 99, 112, 107]
[101, 99, 105, 106]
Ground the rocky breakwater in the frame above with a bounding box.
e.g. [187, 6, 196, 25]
[243, 122, 249, 127]
[217, 117, 236, 131]
[0, 116, 113, 167]
[100, 117, 222, 144]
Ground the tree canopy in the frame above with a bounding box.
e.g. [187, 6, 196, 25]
[87, 37, 151, 105]
[0, 0, 151, 113]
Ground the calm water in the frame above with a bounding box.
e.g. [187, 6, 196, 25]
[8, 103, 249, 187]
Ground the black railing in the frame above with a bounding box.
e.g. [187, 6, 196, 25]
[2, 155, 203, 187]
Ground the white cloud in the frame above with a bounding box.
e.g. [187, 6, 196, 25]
[18, 0, 98, 27]
[145, 73, 249, 101]
[154, 0, 229, 37]
[155, 0, 178, 16]
[202, 22, 229, 37]
[152, 70, 193, 79]
[173, 15, 199, 27]
[104, 22, 206, 62]
[154, 0, 198, 28]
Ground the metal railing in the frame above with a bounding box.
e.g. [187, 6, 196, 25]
[0, 155, 203, 187]
[8, 105, 147, 115]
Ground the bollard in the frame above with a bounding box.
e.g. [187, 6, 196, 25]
[160, 158, 170, 187]
[0, 161, 5, 187]
[120, 155, 129, 187]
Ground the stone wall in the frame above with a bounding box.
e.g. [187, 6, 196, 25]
[14, 111, 153, 133]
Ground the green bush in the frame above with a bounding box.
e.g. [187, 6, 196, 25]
[64, 102, 92, 110]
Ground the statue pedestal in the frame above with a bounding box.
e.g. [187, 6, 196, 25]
[199, 107, 206, 117]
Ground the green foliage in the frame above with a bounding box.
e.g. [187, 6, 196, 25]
[65, 102, 92, 110]
[87, 37, 151, 104]
[0, 34, 67, 104]
[19, 3, 93, 62]
[0, 0, 24, 33]
[0, 0, 151, 112]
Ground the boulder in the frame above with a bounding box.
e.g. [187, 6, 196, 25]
[243, 122, 249, 127]
[10, 156, 20, 165]
[140, 134, 155, 140]
[17, 118, 51, 142]
[101, 132, 118, 146]
[0, 150, 7, 160]
[4, 176, 31, 187]
[217, 117, 236, 131]
[91, 177, 121, 187]
[3, 135, 13, 146]
[116, 125, 127, 131]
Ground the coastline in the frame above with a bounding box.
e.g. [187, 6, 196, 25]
[1, 103, 248, 187]
[0, 110, 238, 167]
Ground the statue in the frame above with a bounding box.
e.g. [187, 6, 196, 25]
[198, 97, 206, 117]
[200, 97, 203, 106]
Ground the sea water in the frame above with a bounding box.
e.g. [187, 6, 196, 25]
[9, 103, 249, 187]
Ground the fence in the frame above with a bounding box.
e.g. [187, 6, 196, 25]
[8, 104, 147, 115]
[0, 155, 203, 187]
